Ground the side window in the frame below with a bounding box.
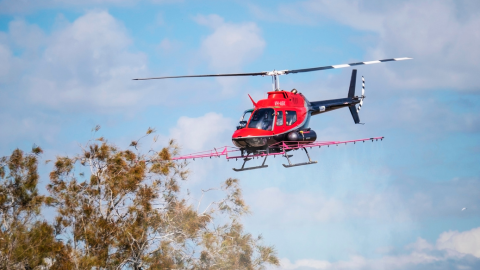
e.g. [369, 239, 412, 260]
[242, 111, 252, 122]
[276, 111, 283, 126]
[286, 111, 297, 126]
[236, 110, 252, 130]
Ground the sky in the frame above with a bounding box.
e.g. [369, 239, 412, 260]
[1, 0, 480, 269]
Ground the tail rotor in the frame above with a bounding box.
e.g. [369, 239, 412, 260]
[357, 76, 365, 113]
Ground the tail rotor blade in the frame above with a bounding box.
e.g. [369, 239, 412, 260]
[357, 99, 363, 113]
[362, 76, 365, 97]
[357, 76, 365, 113]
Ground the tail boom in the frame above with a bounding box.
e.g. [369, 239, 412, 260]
[310, 69, 362, 124]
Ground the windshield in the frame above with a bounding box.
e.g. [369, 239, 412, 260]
[248, 108, 275, 131]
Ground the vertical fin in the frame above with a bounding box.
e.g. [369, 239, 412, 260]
[348, 69, 357, 98]
[348, 70, 359, 123]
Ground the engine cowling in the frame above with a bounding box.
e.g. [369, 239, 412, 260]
[287, 130, 317, 142]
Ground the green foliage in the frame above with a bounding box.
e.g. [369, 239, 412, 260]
[0, 128, 279, 269]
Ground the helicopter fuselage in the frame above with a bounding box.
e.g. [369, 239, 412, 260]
[232, 89, 361, 154]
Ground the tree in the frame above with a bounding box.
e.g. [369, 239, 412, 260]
[0, 147, 66, 269]
[48, 127, 279, 269]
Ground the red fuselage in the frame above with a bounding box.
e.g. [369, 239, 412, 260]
[232, 90, 311, 150]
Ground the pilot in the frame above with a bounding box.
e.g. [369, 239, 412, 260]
[265, 122, 272, 131]
[264, 112, 274, 131]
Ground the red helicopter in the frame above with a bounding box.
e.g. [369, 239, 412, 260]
[134, 57, 411, 171]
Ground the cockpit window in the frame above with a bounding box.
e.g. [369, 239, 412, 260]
[276, 111, 284, 126]
[286, 110, 297, 126]
[248, 108, 275, 131]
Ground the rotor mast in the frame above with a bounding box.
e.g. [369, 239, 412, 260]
[265, 70, 287, 91]
[272, 75, 279, 91]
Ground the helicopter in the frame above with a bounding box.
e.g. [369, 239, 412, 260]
[134, 57, 411, 171]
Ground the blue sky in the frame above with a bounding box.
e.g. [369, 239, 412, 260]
[1, 0, 480, 269]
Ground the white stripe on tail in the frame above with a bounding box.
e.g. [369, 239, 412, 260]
[357, 76, 365, 113]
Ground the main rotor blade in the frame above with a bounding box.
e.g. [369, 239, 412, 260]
[285, 57, 412, 74]
[133, 57, 412, 80]
[133, 71, 267, 80]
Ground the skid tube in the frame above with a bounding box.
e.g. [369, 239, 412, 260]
[282, 147, 318, 168]
[232, 151, 269, 172]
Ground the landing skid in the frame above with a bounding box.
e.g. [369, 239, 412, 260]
[282, 148, 317, 168]
[232, 155, 268, 172]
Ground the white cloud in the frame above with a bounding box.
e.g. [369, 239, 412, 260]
[149, 0, 183, 4]
[437, 227, 480, 258]
[248, 176, 480, 233]
[274, 229, 480, 270]
[406, 237, 434, 251]
[250, 187, 345, 224]
[279, 258, 332, 270]
[249, 185, 412, 226]
[360, 0, 480, 91]
[195, 14, 266, 71]
[364, 95, 480, 138]
[16, 10, 152, 112]
[157, 38, 182, 54]
[0, 112, 62, 147]
[0, 43, 13, 82]
[246, 2, 317, 25]
[169, 112, 234, 152]
[250, 0, 480, 91]
[0, 11, 163, 147]
[301, 0, 389, 33]
[0, 20, 35, 85]
[7, 19, 46, 50]
[0, 11, 244, 149]
[193, 14, 265, 95]
[0, 0, 184, 14]
[253, 176, 480, 270]
[0, 0, 142, 14]
[1, 12, 266, 113]
[194, 14, 225, 30]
